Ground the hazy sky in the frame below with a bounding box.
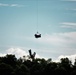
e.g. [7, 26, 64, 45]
[0, 0, 76, 63]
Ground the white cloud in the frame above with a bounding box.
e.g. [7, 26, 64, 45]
[60, 22, 76, 29]
[0, 48, 41, 59]
[7, 48, 28, 58]
[0, 53, 6, 57]
[10, 4, 24, 7]
[0, 48, 76, 64]
[0, 48, 28, 58]
[29, 32, 76, 47]
[0, 3, 9, 6]
[13, 32, 76, 61]
[61, 22, 76, 26]
[54, 54, 76, 64]
[0, 3, 24, 7]
[0, 32, 76, 64]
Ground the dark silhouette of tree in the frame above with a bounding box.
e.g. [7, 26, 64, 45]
[71, 69, 76, 75]
[28, 49, 36, 61]
[74, 58, 76, 66]
[71, 58, 76, 75]
[59, 57, 72, 75]
[15, 64, 30, 75]
[0, 54, 17, 67]
[47, 58, 52, 64]
[30, 58, 47, 75]
[43, 62, 58, 75]
[0, 63, 13, 75]
[0, 53, 76, 75]
[54, 67, 67, 75]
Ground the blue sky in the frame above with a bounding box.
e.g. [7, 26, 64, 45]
[0, 0, 76, 63]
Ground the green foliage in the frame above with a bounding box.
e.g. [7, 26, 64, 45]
[15, 64, 30, 75]
[0, 54, 76, 75]
[0, 63, 13, 75]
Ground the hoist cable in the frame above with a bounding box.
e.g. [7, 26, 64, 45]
[36, 0, 38, 32]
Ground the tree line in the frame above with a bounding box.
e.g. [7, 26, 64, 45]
[0, 50, 76, 75]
